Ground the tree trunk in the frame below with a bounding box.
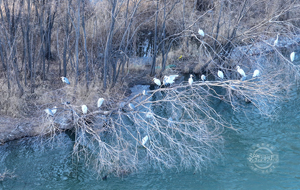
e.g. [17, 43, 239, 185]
[82, 0, 89, 91]
[150, 0, 159, 77]
[103, 0, 117, 90]
[75, 0, 81, 85]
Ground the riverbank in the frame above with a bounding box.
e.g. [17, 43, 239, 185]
[0, 115, 74, 144]
[0, 33, 298, 144]
[0, 116, 40, 144]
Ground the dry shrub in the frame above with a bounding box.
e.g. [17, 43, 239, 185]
[65, 53, 289, 177]
[0, 0, 300, 179]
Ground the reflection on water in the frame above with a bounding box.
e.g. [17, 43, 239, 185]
[1, 88, 300, 189]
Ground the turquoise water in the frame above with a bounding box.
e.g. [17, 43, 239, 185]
[1, 89, 300, 189]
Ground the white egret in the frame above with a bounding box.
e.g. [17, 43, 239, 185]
[163, 75, 179, 85]
[128, 103, 135, 110]
[97, 98, 104, 108]
[142, 90, 147, 95]
[217, 70, 224, 79]
[290, 52, 295, 62]
[61, 77, 70, 85]
[146, 112, 153, 118]
[44, 108, 54, 116]
[253, 69, 260, 78]
[198, 29, 205, 37]
[51, 106, 57, 114]
[153, 77, 161, 86]
[236, 66, 246, 77]
[273, 34, 278, 46]
[201, 74, 206, 81]
[82, 105, 88, 114]
[142, 135, 149, 146]
[188, 74, 193, 85]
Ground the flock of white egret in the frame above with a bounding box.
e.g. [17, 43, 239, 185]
[45, 76, 107, 116]
[273, 34, 296, 62]
[153, 66, 260, 87]
[47, 31, 296, 117]
[45, 94, 105, 117]
[44, 31, 297, 149]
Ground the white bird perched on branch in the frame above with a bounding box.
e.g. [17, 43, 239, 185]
[61, 77, 70, 85]
[237, 66, 246, 77]
[274, 34, 279, 46]
[142, 135, 149, 146]
[188, 74, 193, 85]
[201, 74, 206, 81]
[128, 103, 135, 110]
[198, 29, 205, 37]
[237, 66, 246, 80]
[290, 52, 295, 62]
[146, 112, 153, 118]
[153, 77, 161, 86]
[253, 69, 260, 78]
[142, 90, 147, 95]
[217, 70, 224, 79]
[82, 105, 88, 114]
[163, 75, 179, 86]
[44, 108, 54, 116]
[97, 98, 104, 108]
[51, 106, 57, 114]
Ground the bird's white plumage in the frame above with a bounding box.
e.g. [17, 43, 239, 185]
[188, 74, 193, 85]
[237, 66, 246, 77]
[201, 75, 206, 81]
[128, 103, 135, 110]
[142, 135, 149, 146]
[274, 34, 278, 46]
[97, 98, 104, 108]
[253, 69, 260, 78]
[142, 90, 147, 95]
[218, 70, 224, 79]
[290, 52, 295, 62]
[153, 77, 161, 86]
[82, 105, 88, 114]
[146, 112, 153, 118]
[198, 29, 205, 37]
[168, 75, 179, 81]
[45, 108, 54, 116]
[163, 75, 179, 85]
[61, 77, 70, 84]
[51, 106, 57, 114]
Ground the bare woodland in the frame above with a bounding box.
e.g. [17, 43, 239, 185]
[0, 0, 300, 178]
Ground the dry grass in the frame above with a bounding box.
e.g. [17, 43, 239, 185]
[0, 0, 299, 178]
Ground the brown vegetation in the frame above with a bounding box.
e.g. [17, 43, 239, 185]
[0, 0, 299, 178]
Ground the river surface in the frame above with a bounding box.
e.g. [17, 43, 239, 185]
[0, 86, 300, 189]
